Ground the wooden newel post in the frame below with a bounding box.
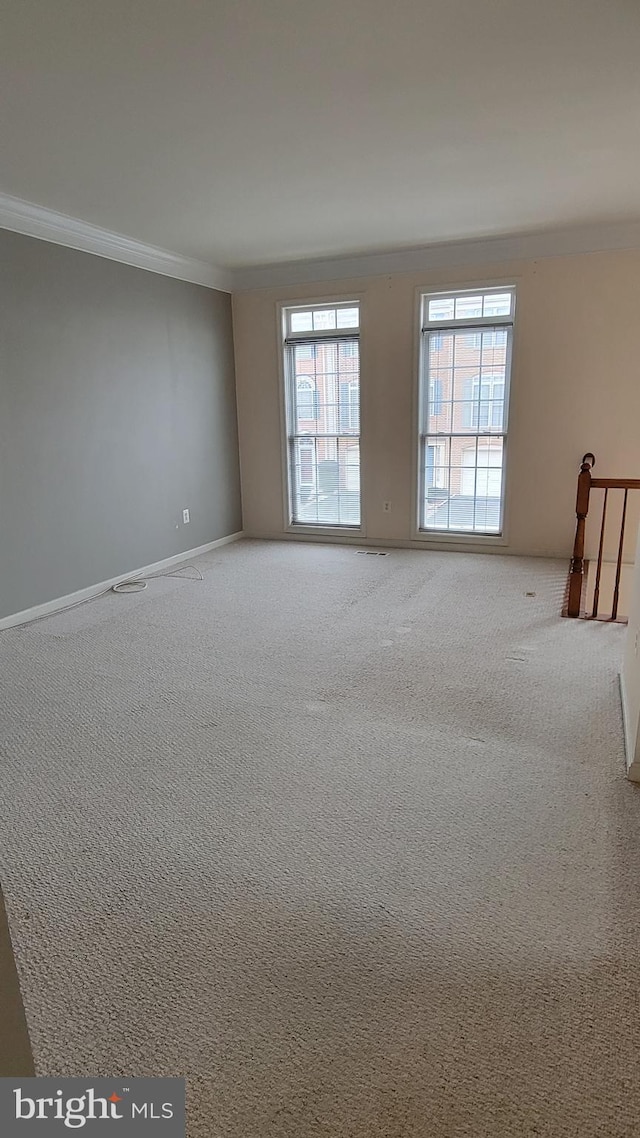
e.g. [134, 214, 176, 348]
[567, 453, 595, 617]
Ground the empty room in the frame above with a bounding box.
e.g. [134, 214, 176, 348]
[3, 2, 640, 1135]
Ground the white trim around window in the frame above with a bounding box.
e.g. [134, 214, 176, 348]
[411, 279, 520, 546]
[277, 295, 366, 537]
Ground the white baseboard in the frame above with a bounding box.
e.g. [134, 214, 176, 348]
[0, 531, 244, 631]
[619, 672, 640, 782]
[242, 530, 570, 559]
[618, 672, 633, 773]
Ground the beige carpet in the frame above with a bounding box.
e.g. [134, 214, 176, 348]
[1, 540, 638, 1137]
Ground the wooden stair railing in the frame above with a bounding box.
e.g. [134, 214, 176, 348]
[566, 453, 640, 620]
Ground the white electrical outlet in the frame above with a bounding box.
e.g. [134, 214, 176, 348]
[383, 501, 392, 513]
[182, 508, 190, 524]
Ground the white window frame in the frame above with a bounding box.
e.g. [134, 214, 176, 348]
[411, 282, 517, 546]
[279, 298, 364, 535]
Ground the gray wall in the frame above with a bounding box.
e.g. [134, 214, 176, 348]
[0, 230, 242, 620]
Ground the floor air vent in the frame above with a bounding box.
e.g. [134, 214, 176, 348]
[355, 550, 389, 556]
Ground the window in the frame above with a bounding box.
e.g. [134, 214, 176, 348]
[297, 438, 316, 491]
[296, 343, 315, 360]
[340, 341, 358, 358]
[296, 377, 316, 421]
[339, 381, 360, 431]
[418, 285, 515, 535]
[461, 444, 503, 498]
[464, 330, 507, 350]
[283, 302, 361, 528]
[429, 377, 444, 416]
[425, 443, 446, 489]
[461, 373, 505, 429]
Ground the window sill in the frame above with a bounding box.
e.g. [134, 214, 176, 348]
[414, 529, 507, 547]
[287, 523, 364, 538]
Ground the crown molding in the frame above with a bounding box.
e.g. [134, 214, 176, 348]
[4, 191, 640, 296]
[230, 219, 640, 291]
[0, 192, 233, 292]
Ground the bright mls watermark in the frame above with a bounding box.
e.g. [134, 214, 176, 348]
[0, 1078, 185, 1135]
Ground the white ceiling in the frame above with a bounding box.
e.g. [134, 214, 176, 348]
[1, 0, 640, 272]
